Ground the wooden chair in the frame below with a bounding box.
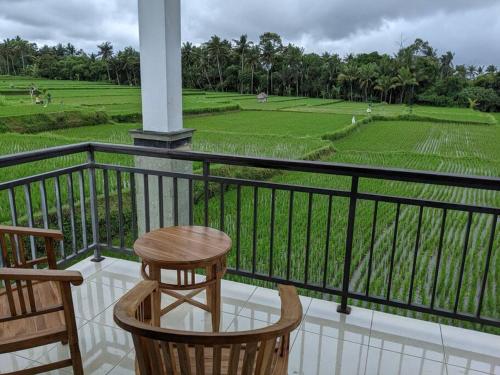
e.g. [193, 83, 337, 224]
[114, 281, 302, 375]
[0, 225, 84, 375]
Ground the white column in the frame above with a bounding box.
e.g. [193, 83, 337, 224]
[134, 0, 193, 234]
[138, 0, 183, 133]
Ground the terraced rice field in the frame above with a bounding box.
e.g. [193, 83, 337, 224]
[0, 76, 499, 332]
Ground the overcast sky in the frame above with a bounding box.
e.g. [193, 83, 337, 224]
[0, 0, 499, 66]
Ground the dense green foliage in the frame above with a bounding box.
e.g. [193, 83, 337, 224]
[1, 35, 499, 111]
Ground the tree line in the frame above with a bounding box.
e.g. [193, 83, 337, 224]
[1, 34, 499, 111]
[0, 37, 140, 86]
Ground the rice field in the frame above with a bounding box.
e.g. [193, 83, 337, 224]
[1, 76, 499, 332]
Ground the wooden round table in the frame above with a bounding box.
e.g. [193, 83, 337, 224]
[133, 226, 232, 331]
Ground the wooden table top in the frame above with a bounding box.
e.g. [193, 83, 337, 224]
[133, 226, 232, 267]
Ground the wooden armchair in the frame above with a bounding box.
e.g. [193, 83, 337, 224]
[0, 225, 84, 375]
[114, 281, 302, 375]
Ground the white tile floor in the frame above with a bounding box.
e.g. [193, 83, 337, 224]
[1, 256, 499, 375]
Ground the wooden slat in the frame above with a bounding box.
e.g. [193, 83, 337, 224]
[228, 344, 241, 374]
[18, 238, 36, 313]
[0, 327, 66, 353]
[45, 237, 57, 270]
[0, 304, 63, 323]
[8, 234, 28, 314]
[212, 345, 221, 375]
[11, 358, 73, 375]
[160, 342, 177, 375]
[0, 234, 16, 316]
[147, 339, 166, 375]
[195, 345, 205, 375]
[177, 270, 182, 286]
[255, 339, 276, 375]
[241, 342, 258, 375]
[177, 343, 192, 375]
[134, 335, 151, 375]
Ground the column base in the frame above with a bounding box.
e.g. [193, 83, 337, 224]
[130, 128, 195, 149]
[130, 129, 195, 235]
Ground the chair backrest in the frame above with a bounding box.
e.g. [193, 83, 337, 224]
[114, 281, 303, 375]
[0, 225, 63, 319]
[0, 225, 62, 270]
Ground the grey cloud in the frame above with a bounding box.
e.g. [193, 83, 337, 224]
[0, 0, 498, 65]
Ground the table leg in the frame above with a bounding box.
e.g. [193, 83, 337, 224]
[206, 264, 221, 332]
[149, 264, 161, 327]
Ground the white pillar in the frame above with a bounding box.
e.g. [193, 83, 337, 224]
[138, 0, 183, 133]
[133, 0, 193, 234]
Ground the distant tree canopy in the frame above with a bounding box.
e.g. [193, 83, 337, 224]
[0, 36, 140, 86]
[1, 34, 499, 111]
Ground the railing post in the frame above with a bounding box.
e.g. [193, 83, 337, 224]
[337, 176, 359, 314]
[87, 149, 104, 262]
[203, 161, 210, 227]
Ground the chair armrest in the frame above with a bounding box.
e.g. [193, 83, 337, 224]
[0, 225, 63, 240]
[278, 284, 303, 329]
[0, 268, 83, 286]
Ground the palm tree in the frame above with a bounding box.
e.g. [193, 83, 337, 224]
[283, 45, 303, 96]
[205, 35, 229, 91]
[485, 65, 497, 74]
[259, 32, 282, 94]
[466, 65, 477, 80]
[374, 75, 393, 102]
[397, 67, 418, 104]
[358, 63, 377, 101]
[320, 53, 341, 99]
[246, 46, 260, 94]
[338, 61, 359, 101]
[97, 42, 114, 81]
[233, 35, 252, 93]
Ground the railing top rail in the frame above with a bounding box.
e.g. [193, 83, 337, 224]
[0, 142, 499, 191]
[92, 143, 500, 191]
[0, 142, 91, 169]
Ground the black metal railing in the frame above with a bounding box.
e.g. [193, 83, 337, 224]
[0, 142, 499, 327]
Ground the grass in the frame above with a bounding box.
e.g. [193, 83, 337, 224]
[0, 76, 499, 333]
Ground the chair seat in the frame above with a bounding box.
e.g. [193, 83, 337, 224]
[0, 281, 65, 347]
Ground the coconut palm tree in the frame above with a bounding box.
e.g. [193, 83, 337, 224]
[233, 35, 252, 94]
[338, 61, 359, 101]
[246, 46, 260, 94]
[358, 63, 378, 101]
[97, 42, 114, 81]
[374, 75, 393, 102]
[467, 65, 477, 80]
[397, 67, 418, 104]
[205, 35, 230, 91]
[259, 32, 282, 94]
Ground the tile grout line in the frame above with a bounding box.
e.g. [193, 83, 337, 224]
[439, 323, 450, 375]
[224, 285, 259, 331]
[105, 346, 135, 375]
[289, 295, 312, 349]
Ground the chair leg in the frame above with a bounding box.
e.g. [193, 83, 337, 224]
[61, 338, 68, 345]
[69, 341, 84, 375]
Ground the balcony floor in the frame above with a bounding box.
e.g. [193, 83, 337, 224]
[1, 256, 499, 375]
